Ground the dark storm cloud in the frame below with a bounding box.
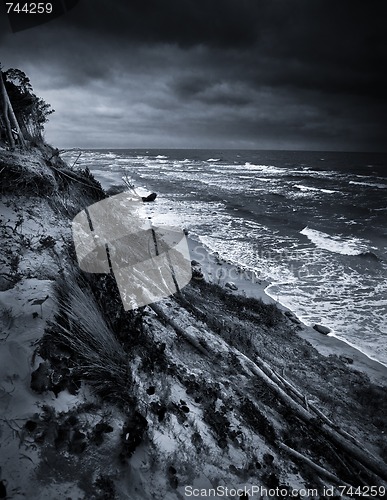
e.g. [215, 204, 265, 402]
[58, 0, 387, 95]
[3, 0, 387, 96]
[56, 0, 261, 47]
[173, 76, 252, 106]
[1, 0, 386, 150]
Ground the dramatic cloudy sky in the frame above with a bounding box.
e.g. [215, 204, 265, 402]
[1, 0, 386, 150]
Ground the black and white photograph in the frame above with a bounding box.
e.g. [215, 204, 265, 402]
[1, 1, 387, 498]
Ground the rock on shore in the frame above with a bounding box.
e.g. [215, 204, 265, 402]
[313, 323, 331, 335]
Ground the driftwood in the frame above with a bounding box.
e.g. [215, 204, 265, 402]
[255, 356, 367, 450]
[234, 348, 387, 482]
[150, 303, 210, 357]
[150, 297, 387, 484]
[278, 442, 352, 488]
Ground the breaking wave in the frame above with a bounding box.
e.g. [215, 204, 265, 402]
[349, 180, 387, 189]
[294, 184, 337, 194]
[300, 227, 370, 256]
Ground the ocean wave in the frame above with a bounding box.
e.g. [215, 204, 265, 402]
[155, 155, 168, 159]
[207, 158, 220, 161]
[198, 235, 296, 283]
[294, 184, 337, 194]
[243, 163, 286, 175]
[300, 227, 370, 255]
[349, 180, 387, 189]
[216, 163, 282, 175]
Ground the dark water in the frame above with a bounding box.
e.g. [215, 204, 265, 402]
[65, 149, 387, 365]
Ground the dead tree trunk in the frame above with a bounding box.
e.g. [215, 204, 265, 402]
[150, 303, 210, 357]
[4, 87, 26, 148]
[0, 72, 15, 149]
[278, 442, 352, 488]
[235, 348, 387, 482]
[0, 70, 26, 149]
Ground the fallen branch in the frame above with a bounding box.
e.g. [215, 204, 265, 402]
[234, 348, 387, 482]
[151, 295, 387, 483]
[48, 163, 100, 189]
[150, 303, 210, 357]
[259, 358, 365, 449]
[278, 442, 352, 488]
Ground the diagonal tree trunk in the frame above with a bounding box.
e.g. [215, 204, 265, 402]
[0, 69, 26, 149]
[0, 71, 15, 149]
[4, 85, 26, 148]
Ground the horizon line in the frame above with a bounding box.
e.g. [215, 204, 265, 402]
[56, 146, 387, 154]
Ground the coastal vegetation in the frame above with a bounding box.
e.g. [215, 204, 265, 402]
[1, 64, 54, 149]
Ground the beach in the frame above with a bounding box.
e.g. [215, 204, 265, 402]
[1, 146, 387, 499]
[187, 234, 387, 387]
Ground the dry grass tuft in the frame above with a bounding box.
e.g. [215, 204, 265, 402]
[48, 276, 133, 405]
[0, 151, 58, 195]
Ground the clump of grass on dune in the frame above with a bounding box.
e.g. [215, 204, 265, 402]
[0, 148, 105, 204]
[0, 150, 58, 195]
[193, 279, 283, 327]
[47, 276, 133, 405]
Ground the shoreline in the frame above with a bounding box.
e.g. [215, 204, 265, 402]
[187, 233, 387, 386]
[263, 285, 387, 371]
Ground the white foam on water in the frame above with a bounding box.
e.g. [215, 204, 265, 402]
[242, 163, 285, 175]
[198, 235, 297, 285]
[349, 180, 387, 189]
[294, 184, 337, 194]
[207, 158, 220, 161]
[300, 227, 370, 255]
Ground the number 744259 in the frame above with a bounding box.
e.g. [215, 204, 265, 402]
[6, 3, 53, 14]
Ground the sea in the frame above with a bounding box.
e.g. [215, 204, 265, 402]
[64, 149, 387, 367]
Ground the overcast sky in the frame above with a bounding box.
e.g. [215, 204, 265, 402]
[1, 0, 386, 151]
